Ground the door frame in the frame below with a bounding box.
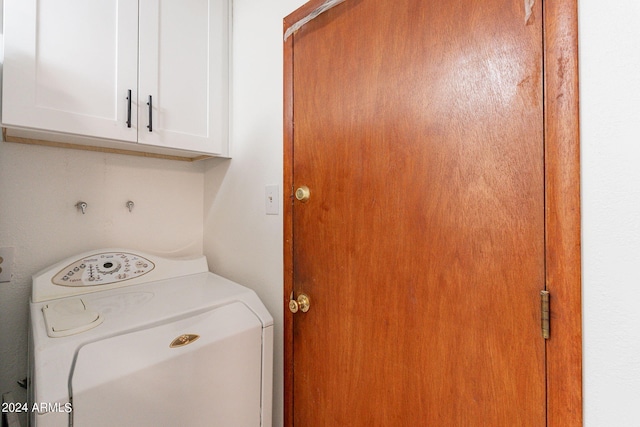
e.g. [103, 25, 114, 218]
[283, 0, 581, 425]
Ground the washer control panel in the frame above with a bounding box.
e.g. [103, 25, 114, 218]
[52, 252, 155, 287]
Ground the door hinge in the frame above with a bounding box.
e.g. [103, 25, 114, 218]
[540, 290, 550, 339]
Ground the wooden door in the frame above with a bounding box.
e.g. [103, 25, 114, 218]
[284, 0, 582, 425]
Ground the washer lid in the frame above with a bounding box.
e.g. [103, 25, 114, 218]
[70, 302, 263, 426]
[42, 298, 103, 338]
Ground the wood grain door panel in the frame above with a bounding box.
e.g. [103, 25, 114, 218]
[284, 0, 581, 425]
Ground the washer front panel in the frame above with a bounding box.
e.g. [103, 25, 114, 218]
[52, 252, 155, 287]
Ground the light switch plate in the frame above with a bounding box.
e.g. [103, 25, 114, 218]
[265, 185, 279, 215]
[0, 247, 15, 283]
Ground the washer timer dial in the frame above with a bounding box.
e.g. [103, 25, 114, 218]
[52, 252, 155, 287]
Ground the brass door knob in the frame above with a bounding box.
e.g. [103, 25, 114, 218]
[289, 298, 299, 314]
[289, 292, 311, 313]
[297, 294, 311, 313]
[295, 186, 310, 202]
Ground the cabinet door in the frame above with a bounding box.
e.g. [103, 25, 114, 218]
[2, 0, 139, 142]
[138, 0, 230, 155]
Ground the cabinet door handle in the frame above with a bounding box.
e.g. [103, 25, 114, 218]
[126, 90, 132, 128]
[146, 95, 153, 132]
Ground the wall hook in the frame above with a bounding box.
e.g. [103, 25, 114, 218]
[76, 201, 88, 214]
[126, 201, 135, 212]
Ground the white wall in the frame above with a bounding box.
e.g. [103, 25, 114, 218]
[580, 0, 640, 425]
[0, 141, 204, 419]
[202, 1, 306, 425]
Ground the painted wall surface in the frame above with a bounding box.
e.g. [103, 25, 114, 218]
[203, 1, 306, 426]
[580, 0, 640, 425]
[0, 141, 205, 418]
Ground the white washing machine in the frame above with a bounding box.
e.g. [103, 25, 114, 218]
[28, 249, 273, 427]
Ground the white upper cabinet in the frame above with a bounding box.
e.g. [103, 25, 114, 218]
[2, 0, 230, 158]
[2, 0, 139, 142]
[138, 0, 229, 155]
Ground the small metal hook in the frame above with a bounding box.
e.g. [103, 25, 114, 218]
[126, 201, 135, 213]
[76, 201, 88, 214]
